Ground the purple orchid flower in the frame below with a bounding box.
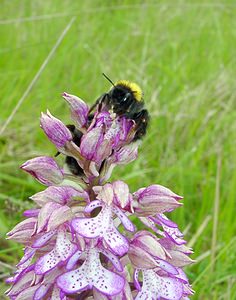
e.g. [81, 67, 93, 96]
[57, 247, 125, 296]
[6, 90, 194, 299]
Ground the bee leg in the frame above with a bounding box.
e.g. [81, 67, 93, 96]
[89, 93, 109, 114]
[132, 109, 150, 141]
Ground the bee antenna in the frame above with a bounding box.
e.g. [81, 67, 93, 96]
[102, 73, 115, 86]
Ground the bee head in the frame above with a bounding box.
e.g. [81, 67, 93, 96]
[110, 85, 132, 105]
[101, 74, 144, 115]
[113, 80, 143, 103]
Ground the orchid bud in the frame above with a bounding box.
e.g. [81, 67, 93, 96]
[40, 110, 72, 148]
[133, 184, 183, 216]
[128, 231, 166, 269]
[132, 230, 166, 258]
[80, 127, 104, 161]
[30, 186, 88, 206]
[20, 156, 64, 186]
[62, 92, 89, 128]
[110, 143, 138, 165]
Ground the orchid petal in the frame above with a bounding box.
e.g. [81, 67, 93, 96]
[15, 285, 39, 300]
[99, 247, 123, 272]
[20, 156, 64, 186]
[62, 92, 89, 128]
[57, 248, 125, 296]
[155, 259, 179, 275]
[66, 249, 83, 270]
[104, 225, 129, 256]
[17, 248, 36, 266]
[135, 269, 183, 300]
[35, 230, 76, 274]
[34, 283, 51, 300]
[112, 206, 135, 232]
[6, 270, 35, 297]
[47, 205, 73, 231]
[32, 230, 56, 248]
[96, 183, 114, 205]
[84, 200, 103, 213]
[23, 209, 40, 217]
[30, 186, 86, 206]
[133, 269, 141, 291]
[57, 268, 90, 294]
[80, 127, 104, 161]
[40, 110, 72, 148]
[37, 202, 61, 233]
[112, 180, 130, 208]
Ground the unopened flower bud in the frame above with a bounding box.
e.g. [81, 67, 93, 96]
[133, 184, 183, 216]
[40, 110, 72, 148]
[30, 186, 88, 206]
[128, 231, 166, 269]
[20, 156, 64, 186]
[62, 92, 89, 128]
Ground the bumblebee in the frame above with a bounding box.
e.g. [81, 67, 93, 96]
[65, 74, 149, 175]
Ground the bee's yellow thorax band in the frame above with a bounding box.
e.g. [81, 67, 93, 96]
[115, 80, 143, 102]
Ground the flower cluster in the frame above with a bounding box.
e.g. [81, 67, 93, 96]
[6, 92, 194, 299]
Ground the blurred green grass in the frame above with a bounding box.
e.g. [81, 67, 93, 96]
[0, 0, 236, 298]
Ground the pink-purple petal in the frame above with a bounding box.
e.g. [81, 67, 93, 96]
[66, 249, 83, 270]
[112, 180, 130, 208]
[155, 259, 179, 275]
[35, 230, 76, 274]
[58, 248, 125, 296]
[84, 200, 103, 213]
[157, 213, 178, 228]
[57, 268, 90, 294]
[62, 92, 89, 128]
[72, 216, 105, 238]
[112, 206, 135, 232]
[80, 127, 104, 161]
[133, 269, 141, 291]
[17, 248, 36, 266]
[104, 225, 129, 256]
[7, 218, 37, 237]
[37, 202, 61, 233]
[6, 270, 35, 298]
[99, 248, 123, 272]
[33, 283, 51, 300]
[23, 209, 40, 217]
[135, 269, 183, 300]
[47, 205, 73, 231]
[32, 230, 56, 248]
[15, 285, 39, 300]
[20, 156, 64, 186]
[40, 111, 72, 148]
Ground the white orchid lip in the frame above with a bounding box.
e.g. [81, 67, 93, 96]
[57, 248, 125, 296]
[71, 204, 130, 256]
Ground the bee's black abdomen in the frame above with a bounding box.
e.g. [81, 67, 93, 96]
[132, 109, 150, 141]
[66, 125, 82, 146]
[65, 156, 84, 176]
[65, 125, 84, 175]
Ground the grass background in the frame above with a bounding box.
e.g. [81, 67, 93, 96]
[0, 0, 236, 299]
